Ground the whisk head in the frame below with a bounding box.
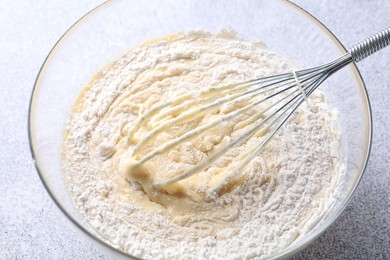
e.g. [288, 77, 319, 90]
[122, 54, 352, 194]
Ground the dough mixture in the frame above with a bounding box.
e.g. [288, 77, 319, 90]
[63, 31, 343, 259]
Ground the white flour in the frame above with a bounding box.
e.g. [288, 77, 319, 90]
[63, 31, 343, 259]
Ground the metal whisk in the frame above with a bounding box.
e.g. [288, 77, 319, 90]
[127, 27, 390, 192]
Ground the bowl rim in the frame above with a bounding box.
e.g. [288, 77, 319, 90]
[28, 0, 372, 259]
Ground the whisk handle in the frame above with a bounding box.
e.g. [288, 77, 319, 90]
[348, 27, 390, 62]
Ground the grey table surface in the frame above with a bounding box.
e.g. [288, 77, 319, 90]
[0, 1, 389, 259]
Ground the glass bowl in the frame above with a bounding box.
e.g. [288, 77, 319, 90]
[28, 0, 371, 259]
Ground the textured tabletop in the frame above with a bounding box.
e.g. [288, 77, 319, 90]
[0, 1, 389, 259]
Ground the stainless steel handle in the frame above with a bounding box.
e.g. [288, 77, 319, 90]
[348, 27, 390, 62]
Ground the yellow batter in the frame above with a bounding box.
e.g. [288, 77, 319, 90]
[63, 31, 342, 258]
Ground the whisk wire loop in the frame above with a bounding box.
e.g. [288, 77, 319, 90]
[126, 27, 390, 190]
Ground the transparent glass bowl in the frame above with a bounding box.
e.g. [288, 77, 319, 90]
[28, 0, 371, 259]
